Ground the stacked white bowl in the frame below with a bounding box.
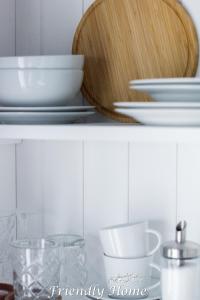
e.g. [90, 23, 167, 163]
[115, 78, 200, 126]
[0, 55, 96, 124]
[0, 55, 84, 106]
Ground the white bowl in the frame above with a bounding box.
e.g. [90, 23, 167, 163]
[0, 69, 83, 106]
[131, 84, 200, 102]
[0, 55, 84, 70]
[115, 108, 200, 126]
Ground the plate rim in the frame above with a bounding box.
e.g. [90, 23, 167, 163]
[130, 78, 200, 85]
[115, 107, 200, 126]
[114, 102, 200, 108]
[0, 111, 95, 116]
[130, 85, 200, 91]
[0, 106, 95, 112]
[115, 108, 200, 113]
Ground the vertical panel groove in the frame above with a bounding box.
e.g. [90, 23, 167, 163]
[39, 0, 42, 55]
[81, 0, 85, 107]
[16, 0, 41, 55]
[176, 143, 179, 225]
[41, 141, 45, 235]
[129, 142, 177, 242]
[40, 0, 44, 55]
[14, 143, 18, 238]
[82, 140, 85, 237]
[128, 141, 130, 223]
[14, 0, 16, 56]
[177, 143, 200, 242]
[82, 0, 85, 15]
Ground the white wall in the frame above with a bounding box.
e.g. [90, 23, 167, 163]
[0, 139, 197, 244]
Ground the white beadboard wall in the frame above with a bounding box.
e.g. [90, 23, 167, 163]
[0, 1, 200, 280]
[0, 140, 198, 243]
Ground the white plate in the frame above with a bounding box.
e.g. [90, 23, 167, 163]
[130, 85, 200, 102]
[86, 281, 160, 300]
[114, 102, 200, 109]
[0, 111, 95, 124]
[0, 106, 95, 112]
[115, 108, 200, 126]
[130, 78, 200, 85]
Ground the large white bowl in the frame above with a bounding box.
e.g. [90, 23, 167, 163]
[0, 69, 84, 106]
[131, 84, 200, 102]
[0, 55, 84, 69]
[115, 108, 200, 126]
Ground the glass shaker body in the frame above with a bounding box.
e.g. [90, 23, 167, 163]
[161, 257, 200, 300]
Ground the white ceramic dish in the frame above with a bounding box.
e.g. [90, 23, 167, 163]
[0, 55, 84, 69]
[130, 85, 200, 102]
[0, 106, 95, 112]
[0, 69, 83, 106]
[115, 108, 200, 126]
[130, 78, 200, 85]
[86, 279, 161, 300]
[0, 111, 94, 124]
[114, 102, 200, 109]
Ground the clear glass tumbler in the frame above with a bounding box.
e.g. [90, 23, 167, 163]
[10, 239, 60, 300]
[47, 235, 88, 291]
[0, 213, 16, 283]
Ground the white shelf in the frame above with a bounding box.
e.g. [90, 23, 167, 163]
[1, 123, 200, 142]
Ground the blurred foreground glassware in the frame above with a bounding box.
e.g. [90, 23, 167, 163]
[47, 234, 88, 291]
[10, 238, 60, 300]
[0, 212, 16, 283]
[17, 212, 44, 239]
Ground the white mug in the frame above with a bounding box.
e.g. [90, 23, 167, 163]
[104, 254, 160, 299]
[100, 221, 161, 258]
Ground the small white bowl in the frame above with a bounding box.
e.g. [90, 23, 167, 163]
[0, 55, 84, 70]
[0, 69, 83, 106]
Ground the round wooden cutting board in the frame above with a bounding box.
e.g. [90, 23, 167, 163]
[73, 0, 199, 122]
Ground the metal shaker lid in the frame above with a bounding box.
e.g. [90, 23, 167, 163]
[162, 221, 200, 259]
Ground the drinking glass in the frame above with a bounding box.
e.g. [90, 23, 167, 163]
[10, 238, 60, 300]
[47, 234, 88, 290]
[0, 213, 16, 283]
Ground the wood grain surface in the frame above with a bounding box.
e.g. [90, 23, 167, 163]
[73, 0, 199, 122]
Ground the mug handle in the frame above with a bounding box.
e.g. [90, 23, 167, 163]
[145, 229, 162, 256]
[147, 263, 161, 291]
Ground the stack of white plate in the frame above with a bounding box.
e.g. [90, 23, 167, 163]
[115, 78, 200, 126]
[0, 55, 95, 124]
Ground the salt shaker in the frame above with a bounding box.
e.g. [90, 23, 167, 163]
[161, 221, 200, 300]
